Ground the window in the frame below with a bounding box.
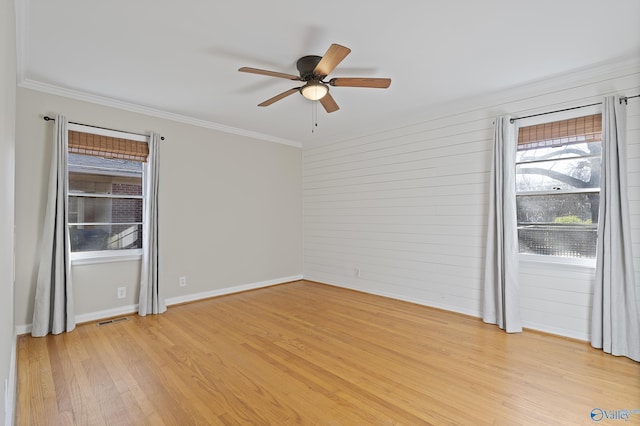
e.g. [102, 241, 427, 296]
[67, 125, 148, 254]
[515, 112, 602, 259]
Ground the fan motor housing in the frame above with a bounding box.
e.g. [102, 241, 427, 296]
[296, 55, 323, 80]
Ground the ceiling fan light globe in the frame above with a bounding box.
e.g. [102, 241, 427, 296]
[301, 82, 328, 101]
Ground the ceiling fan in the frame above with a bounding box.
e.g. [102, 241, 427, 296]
[238, 44, 391, 113]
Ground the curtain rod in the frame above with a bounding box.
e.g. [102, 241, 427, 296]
[43, 116, 164, 140]
[509, 94, 640, 124]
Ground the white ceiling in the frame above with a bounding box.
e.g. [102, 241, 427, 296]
[18, 0, 640, 146]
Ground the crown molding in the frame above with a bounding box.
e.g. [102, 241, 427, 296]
[420, 56, 640, 123]
[17, 78, 302, 148]
[477, 55, 640, 109]
[326, 56, 640, 148]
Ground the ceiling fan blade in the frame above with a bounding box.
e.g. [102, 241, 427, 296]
[319, 92, 339, 113]
[239, 67, 301, 81]
[329, 78, 391, 88]
[258, 88, 300, 107]
[313, 44, 351, 77]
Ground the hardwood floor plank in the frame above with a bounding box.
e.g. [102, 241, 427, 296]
[169, 306, 372, 424]
[236, 292, 503, 424]
[60, 329, 108, 426]
[110, 321, 208, 425]
[83, 329, 155, 423]
[17, 281, 640, 425]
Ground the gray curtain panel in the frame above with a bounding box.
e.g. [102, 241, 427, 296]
[139, 133, 166, 316]
[32, 114, 75, 337]
[591, 96, 640, 362]
[483, 116, 522, 333]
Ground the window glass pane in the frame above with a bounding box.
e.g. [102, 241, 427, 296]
[518, 226, 597, 258]
[69, 196, 142, 224]
[516, 157, 600, 191]
[515, 114, 601, 259]
[69, 173, 142, 195]
[68, 154, 142, 195]
[69, 224, 142, 252]
[67, 140, 145, 253]
[516, 193, 599, 225]
[68, 153, 143, 174]
[516, 141, 601, 163]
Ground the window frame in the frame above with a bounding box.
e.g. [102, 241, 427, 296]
[514, 104, 602, 267]
[67, 123, 148, 265]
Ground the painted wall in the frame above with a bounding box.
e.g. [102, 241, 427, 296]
[303, 61, 640, 341]
[0, 0, 16, 422]
[14, 88, 302, 329]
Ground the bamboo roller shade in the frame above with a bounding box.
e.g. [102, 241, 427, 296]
[518, 113, 602, 146]
[68, 131, 149, 162]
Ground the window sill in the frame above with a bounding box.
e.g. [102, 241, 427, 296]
[71, 249, 143, 266]
[519, 253, 596, 269]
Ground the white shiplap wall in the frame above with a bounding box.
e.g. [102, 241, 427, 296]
[303, 62, 640, 341]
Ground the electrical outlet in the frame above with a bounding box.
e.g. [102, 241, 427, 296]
[117, 287, 126, 299]
[179, 276, 187, 287]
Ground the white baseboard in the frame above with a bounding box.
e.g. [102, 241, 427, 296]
[14, 324, 29, 336]
[320, 280, 483, 319]
[311, 279, 591, 342]
[15, 304, 139, 335]
[75, 305, 139, 325]
[522, 321, 589, 342]
[5, 337, 16, 426]
[165, 275, 303, 306]
[15, 275, 303, 335]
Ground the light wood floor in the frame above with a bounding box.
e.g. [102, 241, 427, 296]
[17, 280, 640, 425]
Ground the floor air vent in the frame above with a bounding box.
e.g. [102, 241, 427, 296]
[97, 317, 129, 326]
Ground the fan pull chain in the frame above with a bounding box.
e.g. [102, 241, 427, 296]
[311, 101, 318, 133]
